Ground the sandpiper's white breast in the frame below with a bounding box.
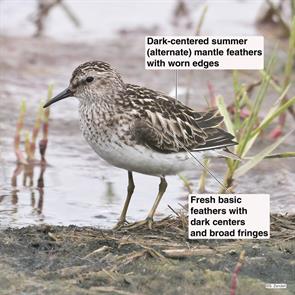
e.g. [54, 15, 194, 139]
[83, 127, 211, 176]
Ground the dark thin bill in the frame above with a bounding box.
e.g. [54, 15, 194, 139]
[43, 88, 73, 108]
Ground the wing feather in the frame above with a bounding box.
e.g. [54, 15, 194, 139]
[125, 84, 237, 153]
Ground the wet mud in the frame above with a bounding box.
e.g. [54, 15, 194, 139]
[0, 214, 294, 295]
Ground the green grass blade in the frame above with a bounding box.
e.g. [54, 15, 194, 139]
[252, 95, 295, 137]
[198, 158, 210, 193]
[244, 152, 295, 159]
[242, 133, 259, 157]
[283, 16, 295, 87]
[237, 54, 276, 158]
[235, 129, 294, 178]
[241, 81, 292, 157]
[216, 95, 235, 137]
[264, 152, 295, 159]
[178, 174, 193, 194]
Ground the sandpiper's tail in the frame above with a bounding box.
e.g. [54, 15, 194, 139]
[193, 109, 238, 152]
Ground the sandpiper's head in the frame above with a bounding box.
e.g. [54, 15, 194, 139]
[44, 61, 124, 108]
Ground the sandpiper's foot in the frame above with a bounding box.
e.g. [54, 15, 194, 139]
[113, 219, 129, 230]
[126, 217, 154, 230]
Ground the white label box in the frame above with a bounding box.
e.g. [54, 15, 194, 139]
[145, 36, 264, 70]
[188, 194, 270, 239]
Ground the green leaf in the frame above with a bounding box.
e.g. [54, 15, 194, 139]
[234, 129, 294, 178]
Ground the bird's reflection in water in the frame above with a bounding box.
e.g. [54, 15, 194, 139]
[10, 162, 46, 217]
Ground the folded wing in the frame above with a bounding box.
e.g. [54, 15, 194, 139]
[126, 84, 237, 153]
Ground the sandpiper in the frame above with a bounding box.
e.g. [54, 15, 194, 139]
[44, 61, 237, 229]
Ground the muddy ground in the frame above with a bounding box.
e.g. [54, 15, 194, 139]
[0, 214, 294, 295]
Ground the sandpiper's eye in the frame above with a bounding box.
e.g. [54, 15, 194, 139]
[86, 76, 94, 83]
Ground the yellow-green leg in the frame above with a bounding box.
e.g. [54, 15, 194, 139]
[127, 177, 167, 230]
[113, 171, 134, 229]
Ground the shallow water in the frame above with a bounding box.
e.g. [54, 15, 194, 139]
[0, 145, 186, 228]
[0, 0, 294, 229]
